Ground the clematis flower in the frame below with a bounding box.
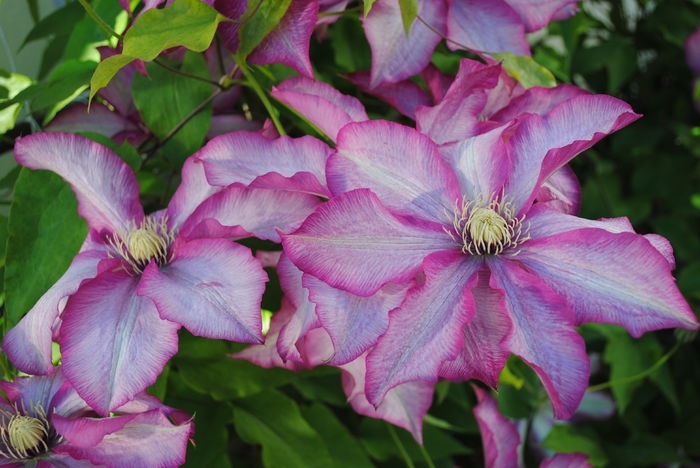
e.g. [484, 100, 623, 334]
[0, 368, 192, 467]
[283, 95, 697, 419]
[3, 131, 325, 415]
[473, 386, 593, 468]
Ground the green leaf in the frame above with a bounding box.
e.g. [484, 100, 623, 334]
[398, 0, 418, 35]
[491, 52, 556, 88]
[88, 54, 135, 104]
[302, 403, 375, 468]
[132, 52, 212, 165]
[4, 169, 88, 332]
[0, 71, 33, 134]
[237, 0, 293, 59]
[232, 389, 333, 468]
[21, 1, 84, 48]
[123, 0, 226, 61]
[363, 0, 377, 16]
[542, 425, 608, 467]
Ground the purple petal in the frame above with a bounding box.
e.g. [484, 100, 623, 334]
[341, 355, 433, 443]
[304, 275, 411, 365]
[329, 120, 462, 224]
[540, 453, 592, 468]
[1, 371, 71, 416]
[686, 26, 700, 75]
[491, 84, 589, 122]
[504, 0, 579, 32]
[60, 271, 180, 415]
[363, 0, 446, 87]
[52, 413, 138, 448]
[54, 410, 192, 468]
[421, 64, 453, 103]
[166, 158, 222, 230]
[518, 228, 698, 337]
[344, 71, 431, 119]
[138, 238, 267, 342]
[489, 258, 590, 419]
[505, 95, 641, 214]
[249, 0, 319, 77]
[535, 165, 581, 215]
[215, 0, 247, 52]
[179, 184, 322, 242]
[207, 114, 262, 139]
[472, 386, 521, 468]
[365, 251, 481, 405]
[282, 189, 456, 296]
[196, 131, 330, 196]
[14, 133, 143, 235]
[272, 76, 368, 141]
[96, 46, 139, 117]
[46, 103, 141, 141]
[317, 0, 350, 25]
[416, 59, 501, 144]
[3, 250, 107, 375]
[439, 270, 510, 388]
[447, 0, 529, 55]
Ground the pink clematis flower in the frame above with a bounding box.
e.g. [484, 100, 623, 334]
[0, 368, 192, 467]
[3, 132, 325, 415]
[283, 95, 697, 419]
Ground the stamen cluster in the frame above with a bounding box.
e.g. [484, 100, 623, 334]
[446, 196, 530, 256]
[0, 403, 55, 460]
[107, 216, 177, 275]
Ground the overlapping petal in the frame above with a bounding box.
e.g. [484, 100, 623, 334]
[166, 158, 222, 230]
[344, 71, 432, 119]
[472, 386, 521, 468]
[505, 0, 579, 32]
[534, 165, 581, 215]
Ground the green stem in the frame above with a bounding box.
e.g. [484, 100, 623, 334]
[235, 58, 286, 135]
[153, 59, 224, 89]
[418, 444, 436, 468]
[587, 341, 682, 392]
[77, 0, 123, 41]
[386, 422, 415, 468]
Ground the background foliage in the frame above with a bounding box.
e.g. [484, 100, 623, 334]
[1, 0, 699, 466]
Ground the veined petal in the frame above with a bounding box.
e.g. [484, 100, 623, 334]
[166, 158, 222, 230]
[540, 453, 592, 468]
[491, 84, 589, 122]
[52, 413, 138, 448]
[179, 183, 322, 243]
[249, 0, 318, 77]
[535, 165, 581, 215]
[363, 0, 446, 87]
[447, 0, 529, 56]
[60, 271, 180, 415]
[304, 275, 411, 366]
[139, 238, 267, 343]
[196, 131, 330, 197]
[504, 0, 579, 32]
[271, 76, 368, 141]
[14, 133, 143, 234]
[344, 71, 432, 120]
[3, 250, 107, 375]
[439, 270, 511, 388]
[282, 189, 456, 296]
[472, 386, 521, 468]
[54, 410, 192, 468]
[505, 95, 641, 214]
[341, 355, 433, 444]
[1, 371, 70, 416]
[488, 258, 590, 419]
[517, 228, 698, 336]
[46, 103, 141, 142]
[330, 120, 462, 224]
[365, 251, 481, 406]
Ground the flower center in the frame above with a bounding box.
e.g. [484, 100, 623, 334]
[7, 416, 46, 455]
[447, 196, 529, 256]
[0, 404, 53, 461]
[107, 216, 176, 275]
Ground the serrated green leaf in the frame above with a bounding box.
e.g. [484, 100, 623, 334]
[237, 0, 292, 59]
[4, 169, 88, 332]
[491, 52, 556, 88]
[232, 389, 333, 468]
[398, 0, 418, 35]
[88, 54, 135, 104]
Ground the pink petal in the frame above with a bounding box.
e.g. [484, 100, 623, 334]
[365, 251, 481, 406]
[518, 228, 698, 337]
[249, 0, 319, 77]
[14, 133, 143, 235]
[282, 189, 456, 296]
[272, 76, 368, 141]
[179, 184, 322, 242]
[489, 258, 590, 419]
[535, 165, 581, 215]
[505, 95, 641, 214]
[344, 71, 432, 119]
[60, 271, 180, 415]
[329, 120, 462, 224]
[2, 371, 72, 416]
[491, 84, 589, 122]
[54, 410, 192, 468]
[540, 453, 592, 468]
[3, 250, 107, 375]
[439, 270, 510, 388]
[207, 114, 262, 139]
[341, 355, 433, 443]
[304, 275, 411, 365]
[46, 103, 140, 140]
[446, 0, 529, 56]
[420, 64, 453, 103]
[363, 0, 446, 87]
[472, 386, 521, 468]
[96, 46, 139, 117]
[504, 0, 579, 32]
[52, 413, 138, 448]
[196, 131, 330, 197]
[166, 157, 222, 230]
[138, 238, 267, 342]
